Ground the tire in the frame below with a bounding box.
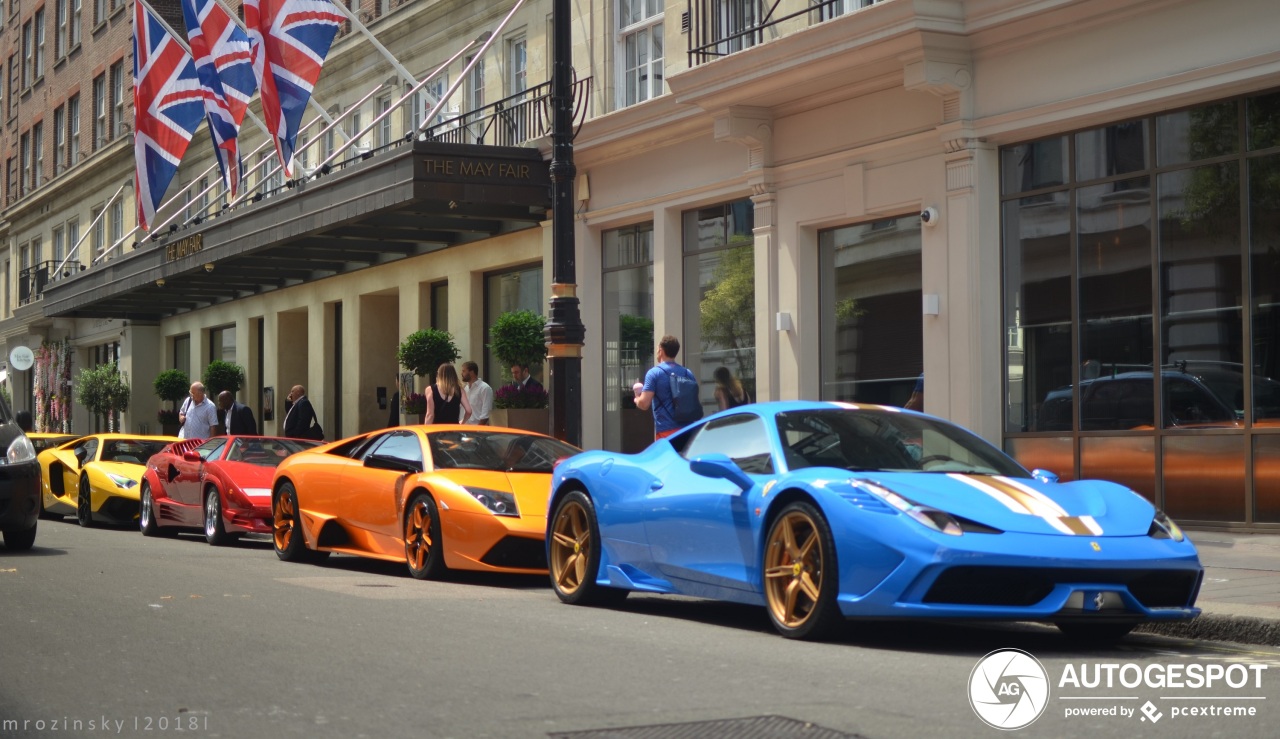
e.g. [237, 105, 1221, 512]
[273, 482, 313, 562]
[548, 491, 628, 607]
[1056, 621, 1136, 644]
[404, 492, 448, 580]
[2, 522, 37, 551]
[76, 475, 96, 528]
[762, 501, 843, 640]
[140, 481, 161, 536]
[204, 486, 238, 546]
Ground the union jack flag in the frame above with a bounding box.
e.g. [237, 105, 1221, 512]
[134, 0, 205, 232]
[181, 0, 258, 199]
[245, 0, 343, 179]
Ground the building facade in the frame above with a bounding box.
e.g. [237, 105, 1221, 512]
[2, 0, 1278, 529]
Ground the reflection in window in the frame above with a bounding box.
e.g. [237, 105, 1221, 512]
[1250, 153, 1280, 423]
[684, 201, 754, 415]
[683, 414, 773, 474]
[602, 223, 654, 452]
[819, 214, 921, 406]
[484, 264, 543, 385]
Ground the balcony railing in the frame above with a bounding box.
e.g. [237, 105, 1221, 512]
[421, 77, 592, 146]
[18, 259, 85, 306]
[687, 0, 887, 66]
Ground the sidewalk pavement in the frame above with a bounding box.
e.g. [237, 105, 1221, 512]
[1136, 530, 1280, 646]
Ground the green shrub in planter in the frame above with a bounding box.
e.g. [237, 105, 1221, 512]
[153, 368, 190, 413]
[203, 361, 246, 398]
[397, 329, 460, 382]
[489, 310, 547, 374]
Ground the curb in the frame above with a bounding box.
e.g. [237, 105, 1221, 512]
[1137, 614, 1280, 648]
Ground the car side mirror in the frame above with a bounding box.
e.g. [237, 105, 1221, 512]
[365, 454, 423, 474]
[183, 451, 203, 463]
[690, 454, 754, 491]
[1031, 468, 1059, 484]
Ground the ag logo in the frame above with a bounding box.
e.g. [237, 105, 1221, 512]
[969, 648, 1050, 730]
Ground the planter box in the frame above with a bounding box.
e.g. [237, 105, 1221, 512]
[490, 408, 550, 435]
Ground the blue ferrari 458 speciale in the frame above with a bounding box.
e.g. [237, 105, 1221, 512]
[546, 401, 1202, 640]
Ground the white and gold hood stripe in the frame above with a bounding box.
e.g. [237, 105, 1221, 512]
[948, 474, 1103, 536]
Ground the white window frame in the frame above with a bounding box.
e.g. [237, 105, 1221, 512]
[32, 121, 42, 187]
[71, 0, 82, 48]
[53, 105, 65, 174]
[375, 93, 392, 148]
[68, 93, 80, 164]
[56, 0, 67, 59]
[506, 35, 526, 98]
[92, 75, 105, 148]
[616, 1, 664, 109]
[35, 8, 45, 79]
[111, 61, 125, 138]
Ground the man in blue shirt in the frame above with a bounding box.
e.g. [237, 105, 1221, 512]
[634, 335, 696, 440]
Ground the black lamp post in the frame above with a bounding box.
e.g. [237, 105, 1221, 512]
[544, 0, 584, 446]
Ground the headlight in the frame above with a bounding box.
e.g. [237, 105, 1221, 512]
[107, 473, 139, 490]
[464, 487, 519, 517]
[857, 479, 964, 536]
[5, 434, 36, 465]
[1148, 510, 1185, 542]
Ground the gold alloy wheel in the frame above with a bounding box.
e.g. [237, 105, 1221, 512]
[764, 510, 826, 629]
[550, 499, 590, 595]
[405, 499, 434, 571]
[273, 492, 295, 552]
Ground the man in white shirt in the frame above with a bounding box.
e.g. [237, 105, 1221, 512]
[177, 382, 218, 439]
[461, 361, 493, 425]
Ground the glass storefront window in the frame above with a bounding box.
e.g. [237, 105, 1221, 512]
[819, 214, 922, 406]
[683, 201, 754, 415]
[1250, 153, 1280, 423]
[173, 334, 190, 378]
[484, 264, 543, 385]
[1076, 120, 1148, 182]
[1004, 192, 1071, 432]
[602, 224, 654, 452]
[430, 282, 448, 332]
[1077, 176, 1153, 430]
[1156, 101, 1238, 167]
[210, 325, 236, 365]
[1000, 136, 1068, 195]
[1247, 91, 1280, 151]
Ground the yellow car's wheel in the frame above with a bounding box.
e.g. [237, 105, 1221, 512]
[404, 492, 447, 580]
[548, 491, 627, 607]
[76, 475, 96, 528]
[763, 501, 842, 640]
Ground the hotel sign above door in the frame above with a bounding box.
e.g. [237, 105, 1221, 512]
[165, 234, 204, 262]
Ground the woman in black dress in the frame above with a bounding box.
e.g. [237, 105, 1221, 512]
[425, 362, 474, 424]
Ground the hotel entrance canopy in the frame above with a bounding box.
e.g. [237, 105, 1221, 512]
[40, 141, 551, 321]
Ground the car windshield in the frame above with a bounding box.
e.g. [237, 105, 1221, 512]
[102, 439, 170, 466]
[776, 409, 1029, 477]
[428, 431, 580, 473]
[225, 438, 319, 467]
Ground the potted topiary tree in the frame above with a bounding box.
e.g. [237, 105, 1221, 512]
[153, 368, 189, 436]
[203, 361, 246, 433]
[488, 310, 548, 432]
[76, 363, 131, 433]
[397, 329, 460, 422]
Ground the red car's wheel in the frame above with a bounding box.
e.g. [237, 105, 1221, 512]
[204, 485, 238, 546]
[140, 481, 160, 536]
[548, 491, 626, 607]
[763, 501, 842, 640]
[404, 492, 447, 580]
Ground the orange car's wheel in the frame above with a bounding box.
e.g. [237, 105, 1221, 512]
[76, 475, 96, 528]
[548, 491, 627, 607]
[273, 482, 316, 563]
[763, 501, 843, 640]
[404, 492, 447, 580]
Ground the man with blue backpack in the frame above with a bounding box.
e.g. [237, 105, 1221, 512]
[634, 335, 703, 440]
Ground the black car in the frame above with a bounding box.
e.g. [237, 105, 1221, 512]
[0, 397, 41, 551]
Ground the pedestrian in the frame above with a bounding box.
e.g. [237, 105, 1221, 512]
[634, 335, 701, 439]
[508, 362, 544, 392]
[178, 382, 218, 439]
[461, 361, 493, 425]
[283, 385, 323, 440]
[217, 391, 259, 436]
[425, 363, 473, 425]
[713, 366, 751, 410]
[904, 373, 924, 411]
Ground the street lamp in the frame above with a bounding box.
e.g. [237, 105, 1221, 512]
[544, 0, 584, 446]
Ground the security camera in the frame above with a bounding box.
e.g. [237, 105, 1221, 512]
[920, 207, 939, 227]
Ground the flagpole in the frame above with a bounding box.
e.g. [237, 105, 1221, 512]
[319, 0, 418, 88]
[53, 181, 128, 275]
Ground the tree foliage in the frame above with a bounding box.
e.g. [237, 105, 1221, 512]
[398, 329, 460, 380]
[489, 310, 547, 370]
[76, 363, 131, 417]
[203, 361, 246, 397]
[698, 244, 756, 376]
[153, 369, 190, 407]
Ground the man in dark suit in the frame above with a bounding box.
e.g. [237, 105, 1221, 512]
[217, 391, 259, 436]
[283, 385, 322, 440]
[508, 363, 544, 392]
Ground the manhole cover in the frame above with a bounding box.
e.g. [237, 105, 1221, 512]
[547, 715, 863, 739]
